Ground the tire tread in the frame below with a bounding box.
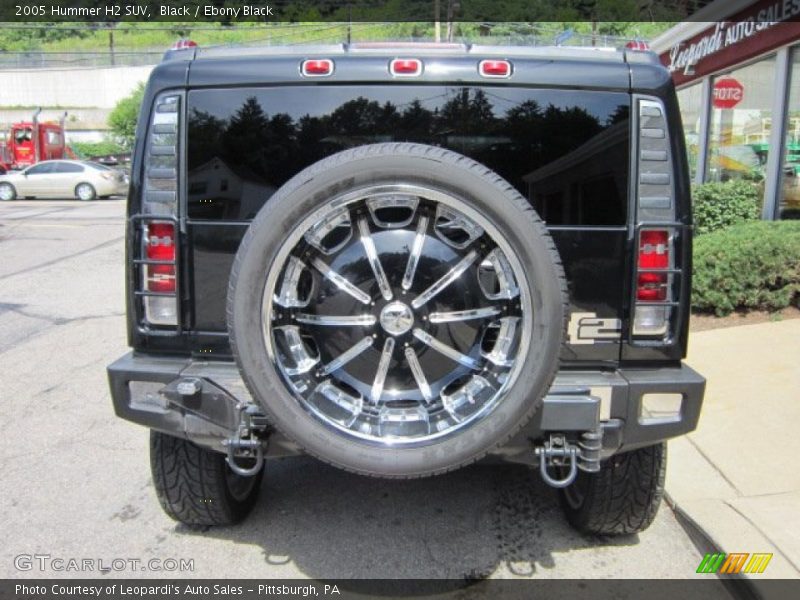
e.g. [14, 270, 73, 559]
[149, 431, 261, 526]
[561, 443, 667, 535]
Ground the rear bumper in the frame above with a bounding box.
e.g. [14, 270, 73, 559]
[108, 352, 705, 460]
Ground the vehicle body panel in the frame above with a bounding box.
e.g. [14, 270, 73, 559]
[124, 46, 691, 368]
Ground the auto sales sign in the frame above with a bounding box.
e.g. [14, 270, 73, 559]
[660, 0, 800, 86]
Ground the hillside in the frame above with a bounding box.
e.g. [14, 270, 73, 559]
[0, 21, 673, 53]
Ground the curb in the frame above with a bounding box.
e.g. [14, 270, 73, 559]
[665, 491, 761, 600]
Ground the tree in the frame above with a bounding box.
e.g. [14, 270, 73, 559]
[108, 83, 145, 150]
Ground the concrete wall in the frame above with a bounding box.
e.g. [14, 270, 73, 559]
[0, 108, 114, 144]
[0, 64, 155, 109]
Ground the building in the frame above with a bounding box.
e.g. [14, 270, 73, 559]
[651, 0, 800, 219]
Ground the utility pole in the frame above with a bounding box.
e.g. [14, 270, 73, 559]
[434, 0, 441, 42]
[347, 5, 352, 44]
[446, 0, 452, 42]
[109, 27, 115, 66]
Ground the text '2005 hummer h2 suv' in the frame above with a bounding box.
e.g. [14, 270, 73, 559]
[107, 42, 705, 535]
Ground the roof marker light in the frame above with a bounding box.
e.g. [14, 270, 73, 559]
[625, 40, 651, 52]
[301, 59, 334, 77]
[390, 58, 423, 76]
[479, 60, 511, 78]
[171, 39, 197, 50]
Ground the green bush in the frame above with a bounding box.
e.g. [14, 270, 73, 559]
[71, 141, 126, 159]
[692, 179, 761, 235]
[692, 221, 800, 315]
[108, 82, 145, 150]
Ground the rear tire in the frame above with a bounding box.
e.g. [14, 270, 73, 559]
[0, 183, 16, 201]
[75, 183, 96, 201]
[149, 431, 263, 527]
[558, 442, 667, 535]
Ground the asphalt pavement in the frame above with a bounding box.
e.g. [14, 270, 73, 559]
[0, 199, 731, 586]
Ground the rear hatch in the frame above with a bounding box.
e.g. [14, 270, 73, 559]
[129, 48, 690, 367]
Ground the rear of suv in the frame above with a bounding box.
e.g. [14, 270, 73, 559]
[108, 43, 705, 534]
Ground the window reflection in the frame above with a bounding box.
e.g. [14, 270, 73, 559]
[187, 86, 630, 225]
[676, 83, 703, 180]
[779, 46, 800, 220]
[706, 56, 777, 211]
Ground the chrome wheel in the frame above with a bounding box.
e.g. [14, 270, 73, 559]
[76, 183, 95, 201]
[0, 183, 15, 201]
[262, 184, 532, 446]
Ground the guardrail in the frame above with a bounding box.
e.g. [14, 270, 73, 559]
[0, 32, 633, 70]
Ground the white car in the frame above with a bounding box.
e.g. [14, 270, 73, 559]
[0, 160, 128, 201]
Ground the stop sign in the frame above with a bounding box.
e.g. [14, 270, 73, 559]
[713, 78, 744, 109]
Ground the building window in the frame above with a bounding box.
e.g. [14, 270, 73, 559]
[779, 46, 800, 220]
[677, 83, 703, 180]
[706, 55, 777, 211]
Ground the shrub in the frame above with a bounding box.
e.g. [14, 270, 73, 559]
[692, 179, 761, 235]
[692, 221, 800, 315]
[108, 82, 145, 150]
[71, 141, 126, 159]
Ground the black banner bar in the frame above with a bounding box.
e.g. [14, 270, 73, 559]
[3, 579, 800, 600]
[0, 0, 770, 23]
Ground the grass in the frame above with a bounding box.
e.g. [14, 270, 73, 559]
[0, 21, 675, 53]
[0, 22, 430, 52]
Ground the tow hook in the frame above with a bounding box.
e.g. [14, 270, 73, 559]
[534, 429, 603, 488]
[535, 435, 578, 488]
[222, 403, 269, 477]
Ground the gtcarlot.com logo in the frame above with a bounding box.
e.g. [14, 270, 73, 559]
[14, 554, 195, 573]
[696, 552, 773, 575]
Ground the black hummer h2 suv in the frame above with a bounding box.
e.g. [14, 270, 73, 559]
[107, 42, 705, 534]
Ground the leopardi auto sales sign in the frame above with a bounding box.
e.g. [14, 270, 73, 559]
[661, 0, 800, 86]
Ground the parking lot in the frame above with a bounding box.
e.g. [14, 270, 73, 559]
[0, 199, 731, 585]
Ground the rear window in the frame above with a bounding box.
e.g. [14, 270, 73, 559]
[187, 86, 629, 225]
[55, 163, 84, 174]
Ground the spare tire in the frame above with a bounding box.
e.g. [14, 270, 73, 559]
[228, 143, 567, 478]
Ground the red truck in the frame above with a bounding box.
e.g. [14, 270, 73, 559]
[0, 109, 72, 173]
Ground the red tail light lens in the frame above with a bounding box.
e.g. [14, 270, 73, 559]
[479, 60, 511, 78]
[637, 230, 669, 302]
[637, 272, 667, 301]
[301, 59, 333, 76]
[639, 230, 669, 269]
[390, 58, 422, 76]
[146, 223, 175, 293]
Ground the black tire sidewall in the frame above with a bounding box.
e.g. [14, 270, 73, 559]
[229, 144, 566, 478]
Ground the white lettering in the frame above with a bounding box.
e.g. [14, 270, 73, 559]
[667, 4, 796, 74]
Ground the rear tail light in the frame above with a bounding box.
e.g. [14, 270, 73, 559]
[138, 92, 181, 327]
[142, 221, 177, 325]
[390, 58, 422, 76]
[632, 97, 681, 341]
[634, 229, 671, 336]
[479, 60, 511, 78]
[301, 59, 333, 77]
[637, 230, 669, 302]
